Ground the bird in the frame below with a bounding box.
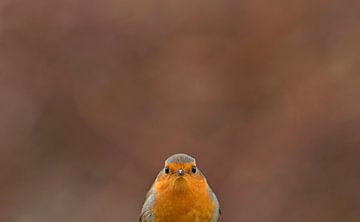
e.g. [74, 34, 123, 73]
[140, 153, 221, 222]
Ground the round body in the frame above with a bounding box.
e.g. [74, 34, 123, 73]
[140, 154, 221, 222]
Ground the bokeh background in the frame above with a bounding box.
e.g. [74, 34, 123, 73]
[1, 0, 360, 221]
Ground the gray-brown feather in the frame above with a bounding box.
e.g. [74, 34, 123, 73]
[165, 153, 196, 165]
[140, 184, 156, 222]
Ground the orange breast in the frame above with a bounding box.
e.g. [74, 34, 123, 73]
[152, 176, 216, 222]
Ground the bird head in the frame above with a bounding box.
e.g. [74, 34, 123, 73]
[155, 153, 207, 191]
[164, 153, 197, 176]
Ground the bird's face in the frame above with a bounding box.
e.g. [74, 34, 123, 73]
[155, 154, 207, 192]
[164, 162, 198, 178]
[157, 162, 205, 192]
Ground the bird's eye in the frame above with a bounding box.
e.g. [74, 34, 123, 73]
[164, 167, 170, 174]
[191, 166, 197, 173]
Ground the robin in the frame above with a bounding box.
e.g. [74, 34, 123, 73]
[140, 153, 221, 222]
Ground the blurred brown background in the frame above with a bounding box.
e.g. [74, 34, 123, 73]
[1, 0, 360, 221]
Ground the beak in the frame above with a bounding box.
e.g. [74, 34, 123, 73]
[177, 169, 185, 176]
